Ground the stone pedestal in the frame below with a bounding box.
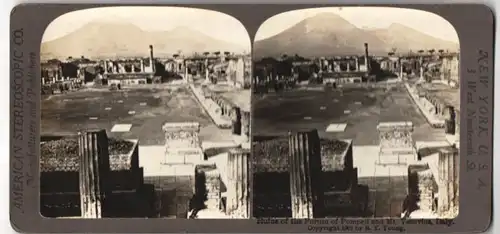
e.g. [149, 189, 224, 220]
[376, 122, 417, 165]
[437, 147, 459, 215]
[78, 129, 111, 218]
[163, 122, 204, 164]
[288, 130, 324, 218]
[226, 148, 251, 218]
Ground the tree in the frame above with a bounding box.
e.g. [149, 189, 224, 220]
[203, 52, 210, 57]
[214, 51, 221, 56]
[428, 49, 435, 54]
[438, 49, 445, 54]
[173, 54, 179, 59]
[417, 50, 424, 54]
[224, 51, 230, 56]
[388, 52, 395, 56]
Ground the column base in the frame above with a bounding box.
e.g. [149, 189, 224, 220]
[376, 150, 417, 165]
[163, 147, 205, 164]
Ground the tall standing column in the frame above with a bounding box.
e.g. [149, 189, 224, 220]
[226, 148, 251, 218]
[419, 57, 424, 80]
[288, 130, 323, 218]
[184, 61, 189, 82]
[78, 129, 110, 218]
[205, 59, 210, 83]
[104, 60, 108, 74]
[437, 147, 459, 215]
[399, 58, 403, 79]
[355, 57, 359, 71]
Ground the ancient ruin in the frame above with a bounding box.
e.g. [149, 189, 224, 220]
[252, 129, 367, 218]
[162, 122, 204, 164]
[288, 130, 324, 218]
[377, 121, 417, 165]
[78, 130, 111, 218]
[226, 148, 251, 218]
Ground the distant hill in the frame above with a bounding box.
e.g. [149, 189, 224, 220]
[41, 22, 247, 60]
[253, 13, 459, 59]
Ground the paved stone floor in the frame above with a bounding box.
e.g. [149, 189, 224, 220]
[41, 85, 233, 145]
[252, 83, 446, 145]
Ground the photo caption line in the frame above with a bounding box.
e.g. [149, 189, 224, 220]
[256, 218, 454, 233]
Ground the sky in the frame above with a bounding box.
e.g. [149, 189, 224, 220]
[42, 6, 251, 48]
[255, 7, 459, 43]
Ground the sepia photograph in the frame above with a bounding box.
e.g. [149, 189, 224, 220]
[40, 7, 251, 219]
[251, 7, 459, 219]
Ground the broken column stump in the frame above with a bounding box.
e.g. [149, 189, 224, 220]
[226, 148, 251, 218]
[288, 130, 324, 218]
[78, 129, 111, 218]
[437, 147, 459, 216]
[204, 169, 222, 211]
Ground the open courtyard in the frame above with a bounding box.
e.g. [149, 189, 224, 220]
[252, 83, 446, 146]
[252, 82, 451, 218]
[41, 85, 232, 145]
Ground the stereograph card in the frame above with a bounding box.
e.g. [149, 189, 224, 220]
[10, 2, 494, 233]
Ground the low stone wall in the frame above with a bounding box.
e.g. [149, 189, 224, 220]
[252, 137, 353, 174]
[189, 84, 232, 128]
[404, 82, 445, 128]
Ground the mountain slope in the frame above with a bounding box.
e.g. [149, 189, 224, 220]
[367, 23, 459, 53]
[254, 13, 459, 58]
[41, 22, 247, 60]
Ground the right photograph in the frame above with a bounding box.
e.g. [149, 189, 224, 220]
[251, 7, 460, 219]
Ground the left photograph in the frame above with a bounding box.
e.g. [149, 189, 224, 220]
[40, 7, 252, 219]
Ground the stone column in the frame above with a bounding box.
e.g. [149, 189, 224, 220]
[205, 59, 210, 83]
[163, 122, 204, 164]
[226, 148, 251, 218]
[104, 60, 108, 74]
[140, 60, 145, 73]
[288, 130, 324, 218]
[78, 129, 110, 218]
[347, 61, 351, 72]
[355, 57, 359, 71]
[437, 147, 459, 214]
[131, 64, 136, 73]
[419, 57, 424, 80]
[184, 61, 189, 82]
[400, 59, 404, 79]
